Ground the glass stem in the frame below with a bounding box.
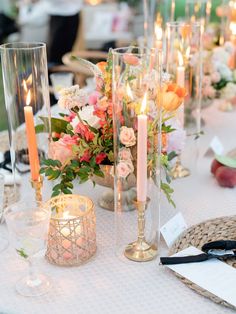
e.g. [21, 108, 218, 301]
[27, 258, 40, 286]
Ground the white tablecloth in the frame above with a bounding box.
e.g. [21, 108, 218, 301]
[1, 104, 236, 314]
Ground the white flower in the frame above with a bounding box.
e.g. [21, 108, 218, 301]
[119, 126, 136, 147]
[70, 105, 100, 130]
[213, 62, 232, 81]
[212, 47, 230, 65]
[221, 82, 236, 100]
[224, 41, 234, 55]
[58, 85, 88, 110]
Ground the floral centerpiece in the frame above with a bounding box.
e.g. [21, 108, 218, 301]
[191, 42, 236, 107]
[38, 52, 186, 206]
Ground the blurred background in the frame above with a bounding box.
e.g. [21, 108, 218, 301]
[0, 0, 222, 131]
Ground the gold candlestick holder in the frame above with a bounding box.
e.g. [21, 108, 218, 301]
[124, 199, 157, 262]
[170, 156, 190, 179]
[31, 175, 43, 203]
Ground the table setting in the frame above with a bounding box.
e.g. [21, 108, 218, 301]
[0, 1, 236, 313]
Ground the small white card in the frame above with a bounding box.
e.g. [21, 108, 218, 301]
[166, 246, 236, 308]
[205, 136, 224, 156]
[160, 213, 187, 248]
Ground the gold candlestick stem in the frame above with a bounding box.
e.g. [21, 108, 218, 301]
[170, 156, 190, 179]
[31, 175, 43, 203]
[124, 200, 157, 262]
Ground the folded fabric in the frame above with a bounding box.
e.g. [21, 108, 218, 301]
[0, 169, 21, 185]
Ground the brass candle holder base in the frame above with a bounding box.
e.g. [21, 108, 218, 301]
[31, 175, 43, 203]
[170, 157, 190, 179]
[124, 199, 157, 262]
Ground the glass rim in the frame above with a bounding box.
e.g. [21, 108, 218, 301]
[45, 194, 94, 221]
[166, 21, 201, 29]
[4, 200, 50, 218]
[112, 46, 162, 57]
[0, 42, 46, 51]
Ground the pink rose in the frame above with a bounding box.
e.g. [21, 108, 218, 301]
[119, 126, 136, 147]
[95, 96, 109, 112]
[211, 72, 221, 83]
[202, 75, 211, 86]
[123, 53, 140, 66]
[116, 161, 134, 178]
[118, 148, 132, 161]
[88, 91, 101, 106]
[48, 140, 74, 165]
[203, 86, 216, 99]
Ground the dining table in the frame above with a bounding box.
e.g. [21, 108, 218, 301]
[0, 102, 236, 314]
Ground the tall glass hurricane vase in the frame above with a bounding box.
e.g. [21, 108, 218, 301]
[143, 0, 175, 48]
[0, 42, 51, 196]
[166, 22, 202, 174]
[112, 47, 162, 262]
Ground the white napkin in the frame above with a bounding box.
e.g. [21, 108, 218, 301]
[0, 169, 22, 185]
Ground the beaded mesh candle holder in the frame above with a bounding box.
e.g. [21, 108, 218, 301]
[45, 195, 96, 266]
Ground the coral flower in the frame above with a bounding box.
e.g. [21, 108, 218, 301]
[123, 53, 140, 66]
[96, 62, 107, 74]
[95, 152, 107, 164]
[162, 91, 183, 111]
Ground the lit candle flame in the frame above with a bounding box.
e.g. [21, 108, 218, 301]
[155, 24, 163, 41]
[186, 47, 191, 59]
[26, 90, 31, 106]
[141, 93, 147, 114]
[26, 74, 32, 85]
[126, 83, 133, 100]
[23, 80, 28, 93]
[178, 51, 184, 67]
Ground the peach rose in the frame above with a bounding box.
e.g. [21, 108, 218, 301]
[119, 126, 136, 147]
[116, 160, 134, 178]
[118, 147, 132, 161]
[48, 140, 74, 165]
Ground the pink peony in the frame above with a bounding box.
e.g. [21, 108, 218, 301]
[88, 91, 101, 106]
[118, 147, 132, 161]
[210, 72, 221, 83]
[95, 152, 107, 164]
[119, 126, 136, 147]
[123, 53, 140, 66]
[48, 140, 74, 165]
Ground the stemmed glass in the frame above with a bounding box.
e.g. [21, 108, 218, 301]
[5, 200, 51, 296]
[0, 173, 8, 252]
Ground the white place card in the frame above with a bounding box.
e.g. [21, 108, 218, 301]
[166, 246, 236, 308]
[160, 213, 187, 248]
[205, 136, 224, 156]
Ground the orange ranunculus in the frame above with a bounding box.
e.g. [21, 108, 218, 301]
[162, 91, 182, 111]
[96, 62, 107, 74]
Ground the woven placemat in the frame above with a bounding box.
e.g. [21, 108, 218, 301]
[169, 216, 236, 309]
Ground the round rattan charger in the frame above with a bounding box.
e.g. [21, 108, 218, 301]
[169, 215, 236, 310]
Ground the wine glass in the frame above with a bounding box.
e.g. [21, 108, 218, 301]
[5, 200, 52, 297]
[0, 173, 8, 252]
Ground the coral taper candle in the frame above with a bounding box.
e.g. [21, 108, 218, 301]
[137, 93, 147, 202]
[24, 90, 40, 181]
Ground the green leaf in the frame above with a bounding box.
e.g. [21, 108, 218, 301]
[62, 188, 72, 194]
[39, 116, 69, 134]
[52, 190, 61, 197]
[94, 169, 105, 178]
[161, 181, 176, 208]
[53, 184, 61, 191]
[16, 248, 28, 259]
[215, 155, 236, 169]
[35, 124, 46, 134]
[168, 151, 178, 161]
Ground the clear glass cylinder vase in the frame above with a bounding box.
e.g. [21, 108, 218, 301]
[143, 0, 175, 48]
[112, 47, 162, 262]
[165, 22, 202, 171]
[0, 42, 51, 190]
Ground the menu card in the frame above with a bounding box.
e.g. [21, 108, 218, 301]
[166, 246, 236, 307]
